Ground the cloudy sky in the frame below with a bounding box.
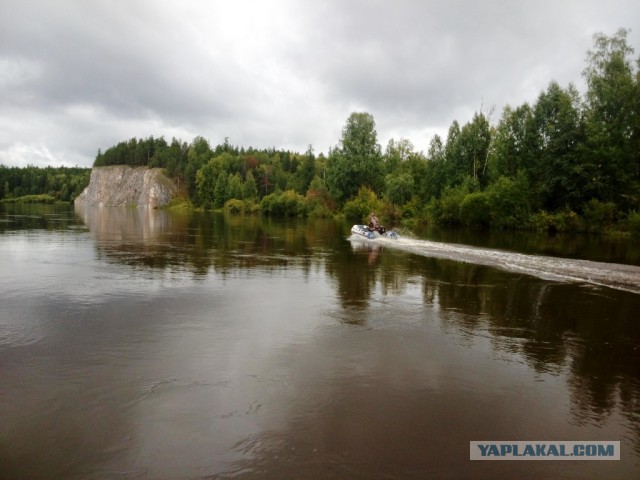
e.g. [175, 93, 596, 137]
[1, 0, 638, 168]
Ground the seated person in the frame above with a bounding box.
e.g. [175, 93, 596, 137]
[369, 213, 380, 231]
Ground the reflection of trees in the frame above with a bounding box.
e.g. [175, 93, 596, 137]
[416, 256, 640, 454]
[1, 203, 85, 232]
[76, 207, 640, 454]
[324, 240, 378, 314]
[415, 224, 640, 265]
[326, 235, 639, 451]
[336, 248, 640, 453]
[324, 239, 410, 317]
[76, 207, 338, 278]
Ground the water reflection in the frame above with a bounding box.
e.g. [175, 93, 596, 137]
[74, 206, 640, 458]
[418, 258, 640, 458]
[74, 205, 341, 277]
[0, 203, 86, 233]
[1, 205, 639, 478]
[342, 239, 640, 462]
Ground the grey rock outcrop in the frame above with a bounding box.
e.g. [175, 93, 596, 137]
[74, 166, 177, 207]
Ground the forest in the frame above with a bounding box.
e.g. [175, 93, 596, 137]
[2, 30, 639, 235]
[0, 165, 90, 204]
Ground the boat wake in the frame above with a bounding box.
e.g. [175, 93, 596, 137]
[349, 235, 640, 294]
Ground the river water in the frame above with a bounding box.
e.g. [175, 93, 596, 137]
[1, 205, 639, 479]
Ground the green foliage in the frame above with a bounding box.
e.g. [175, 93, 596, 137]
[227, 173, 243, 201]
[488, 104, 534, 180]
[384, 138, 416, 174]
[583, 28, 638, 208]
[342, 186, 381, 220]
[0, 165, 90, 202]
[399, 196, 422, 220]
[290, 146, 316, 194]
[456, 112, 492, 185]
[485, 175, 532, 229]
[243, 171, 258, 200]
[195, 160, 216, 205]
[213, 172, 228, 208]
[529, 209, 584, 233]
[626, 211, 640, 237]
[529, 81, 586, 211]
[379, 200, 403, 224]
[305, 175, 336, 217]
[425, 175, 531, 230]
[326, 112, 384, 203]
[459, 192, 491, 227]
[581, 199, 617, 230]
[436, 28, 638, 232]
[0, 194, 57, 204]
[306, 204, 333, 218]
[224, 199, 246, 215]
[429, 183, 468, 225]
[415, 134, 447, 201]
[384, 172, 414, 206]
[260, 190, 307, 217]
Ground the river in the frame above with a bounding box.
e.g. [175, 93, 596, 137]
[1, 204, 639, 479]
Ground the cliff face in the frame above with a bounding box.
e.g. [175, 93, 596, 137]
[74, 166, 177, 207]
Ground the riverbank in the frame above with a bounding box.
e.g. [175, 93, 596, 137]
[0, 194, 65, 204]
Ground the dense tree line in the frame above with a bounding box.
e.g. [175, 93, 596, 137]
[94, 133, 333, 216]
[419, 28, 640, 233]
[0, 165, 90, 203]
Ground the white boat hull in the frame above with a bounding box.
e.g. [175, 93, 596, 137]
[351, 224, 398, 240]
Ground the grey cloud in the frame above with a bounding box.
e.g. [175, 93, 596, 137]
[1, 0, 638, 167]
[291, 1, 588, 122]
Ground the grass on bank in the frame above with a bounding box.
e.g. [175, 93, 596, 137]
[0, 194, 63, 205]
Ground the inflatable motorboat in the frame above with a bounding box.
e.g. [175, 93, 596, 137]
[351, 224, 398, 240]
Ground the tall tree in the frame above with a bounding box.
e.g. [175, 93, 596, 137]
[583, 28, 638, 208]
[227, 173, 244, 200]
[488, 103, 534, 180]
[213, 172, 229, 207]
[243, 171, 258, 200]
[457, 112, 492, 185]
[384, 172, 414, 206]
[421, 134, 447, 200]
[292, 145, 316, 194]
[529, 81, 585, 210]
[326, 112, 384, 203]
[384, 138, 415, 174]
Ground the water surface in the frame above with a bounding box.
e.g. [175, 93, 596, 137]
[1, 205, 639, 479]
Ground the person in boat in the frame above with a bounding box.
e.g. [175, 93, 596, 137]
[368, 212, 380, 232]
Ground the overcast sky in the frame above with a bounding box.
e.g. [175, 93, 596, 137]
[1, 0, 638, 168]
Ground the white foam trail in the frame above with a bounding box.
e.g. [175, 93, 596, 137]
[349, 235, 640, 294]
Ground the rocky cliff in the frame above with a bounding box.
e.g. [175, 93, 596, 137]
[74, 166, 177, 207]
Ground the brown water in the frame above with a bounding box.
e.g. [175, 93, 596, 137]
[1, 205, 639, 479]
